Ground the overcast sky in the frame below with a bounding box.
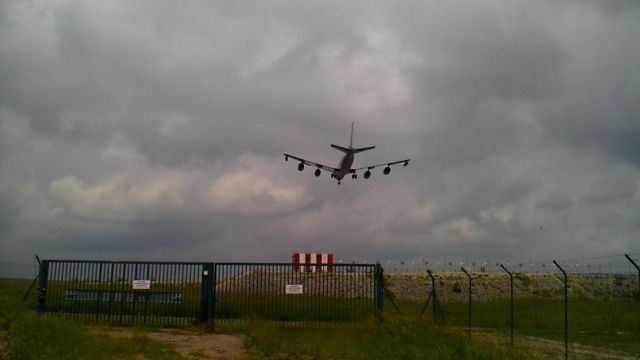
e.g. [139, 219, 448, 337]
[1, 0, 639, 276]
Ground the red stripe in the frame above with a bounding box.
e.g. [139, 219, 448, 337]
[292, 253, 300, 272]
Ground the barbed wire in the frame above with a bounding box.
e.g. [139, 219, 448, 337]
[1, 251, 638, 275]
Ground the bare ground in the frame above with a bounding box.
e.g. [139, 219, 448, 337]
[93, 328, 246, 360]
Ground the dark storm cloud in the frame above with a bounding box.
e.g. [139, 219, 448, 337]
[1, 1, 639, 276]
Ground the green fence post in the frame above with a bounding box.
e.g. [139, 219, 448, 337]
[37, 260, 49, 313]
[500, 264, 514, 347]
[461, 267, 472, 339]
[624, 254, 640, 298]
[553, 260, 568, 360]
[201, 263, 214, 327]
[375, 264, 383, 319]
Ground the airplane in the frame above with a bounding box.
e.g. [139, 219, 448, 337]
[284, 122, 410, 184]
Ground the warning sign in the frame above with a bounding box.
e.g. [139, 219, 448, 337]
[132, 280, 151, 290]
[285, 284, 303, 294]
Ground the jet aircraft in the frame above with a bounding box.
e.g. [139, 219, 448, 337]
[284, 122, 410, 184]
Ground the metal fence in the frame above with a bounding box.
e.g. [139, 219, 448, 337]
[393, 254, 640, 360]
[38, 260, 213, 326]
[214, 263, 382, 324]
[37, 260, 382, 326]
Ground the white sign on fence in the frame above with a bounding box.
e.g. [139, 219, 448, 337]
[132, 279, 151, 290]
[285, 284, 303, 295]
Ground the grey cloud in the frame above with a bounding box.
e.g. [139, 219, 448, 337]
[2, 1, 640, 276]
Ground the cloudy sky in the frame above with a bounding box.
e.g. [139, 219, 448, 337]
[1, 0, 639, 276]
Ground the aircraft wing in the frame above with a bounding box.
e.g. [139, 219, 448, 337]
[284, 153, 339, 173]
[352, 159, 410, 172]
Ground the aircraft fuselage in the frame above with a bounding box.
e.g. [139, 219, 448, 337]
[335, 152, 355, 180]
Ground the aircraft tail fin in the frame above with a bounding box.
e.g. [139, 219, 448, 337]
[332, 121, 374, 153]
[350, 121, 354, 148]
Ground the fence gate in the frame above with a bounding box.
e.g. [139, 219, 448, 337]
[38, 260, 382, 325]
[213, 263, 383, 323]
[38, 260, 214, 326]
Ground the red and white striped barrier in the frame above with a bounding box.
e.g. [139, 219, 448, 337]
[292, 253, 333, 272]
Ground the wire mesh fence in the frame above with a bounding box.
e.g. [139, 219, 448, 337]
[382, 253, 639, 359]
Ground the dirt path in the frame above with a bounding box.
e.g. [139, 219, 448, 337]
[95, 328, 246, 360]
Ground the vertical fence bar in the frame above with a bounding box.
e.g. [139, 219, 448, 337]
[143, 263, 149, 325]
[119, 263, 126, 325]
[553, 260, 568, 360]
[96, 262, 103, 322]
[107, 262, 114, 324]
[212, 263, 217, 328]
[65, 262, 72, 319]
[500, 264, 514, 347]
[71, 262, 78, 319]
[461, 267, 472, 339]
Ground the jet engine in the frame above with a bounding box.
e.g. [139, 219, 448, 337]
[315, 169, 321, 177]
[383, 166, 391, 175]
[364, 170, 371, 179]
[298, 163, 304, 171]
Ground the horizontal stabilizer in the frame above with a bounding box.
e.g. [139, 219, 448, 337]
[353, 146, 375, 153]
[330, 144, 350, 154]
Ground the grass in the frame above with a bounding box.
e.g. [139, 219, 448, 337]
[220, 317, 528, 360]
[429, 298, 640, 355]
[0, 279, 181, 360]
[3, 277, 639, 359]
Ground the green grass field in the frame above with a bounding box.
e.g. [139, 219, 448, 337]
[438, 297, 640, 355]
[2, 278, 639, 359]
[0, 279, 181, 360]
[221, 317, 527, 360]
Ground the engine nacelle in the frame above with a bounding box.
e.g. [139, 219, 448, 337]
[383, 166, 391, 175]
[298, 163, 304, 171]
[364, 170, 371, 179]
[314, 169, 321, 177]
